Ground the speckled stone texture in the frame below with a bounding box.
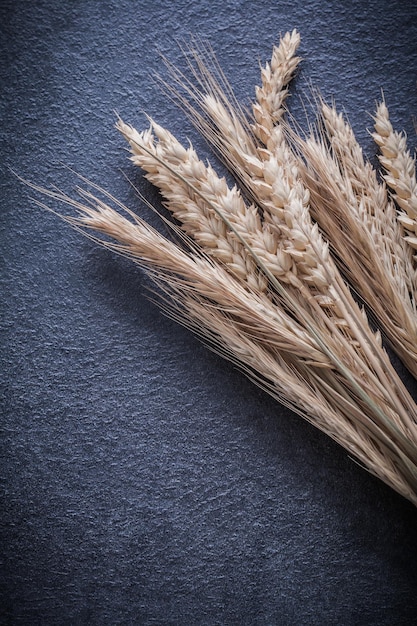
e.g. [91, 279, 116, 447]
[1, 1, 417, 624]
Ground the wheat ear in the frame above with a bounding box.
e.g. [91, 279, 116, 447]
[116, 118, 341, 369]
[373, 101, 417, 270]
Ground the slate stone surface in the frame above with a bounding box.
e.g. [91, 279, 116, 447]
[1, 1, 417, 624]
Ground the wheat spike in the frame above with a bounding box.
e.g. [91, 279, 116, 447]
[373, 101, 417, 269]
[117, 118, 269, 292]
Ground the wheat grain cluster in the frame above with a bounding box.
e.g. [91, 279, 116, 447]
[31, 31, 417, 505]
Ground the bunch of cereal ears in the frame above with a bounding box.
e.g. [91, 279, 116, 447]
[31, 31, 417, 505]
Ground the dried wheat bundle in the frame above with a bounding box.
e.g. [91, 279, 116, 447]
[31, 31, 417, 505]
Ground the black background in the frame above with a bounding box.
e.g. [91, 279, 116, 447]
[2, 1, 417, 624]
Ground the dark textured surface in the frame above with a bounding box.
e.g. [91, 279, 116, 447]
[1, 1, 417, 624]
